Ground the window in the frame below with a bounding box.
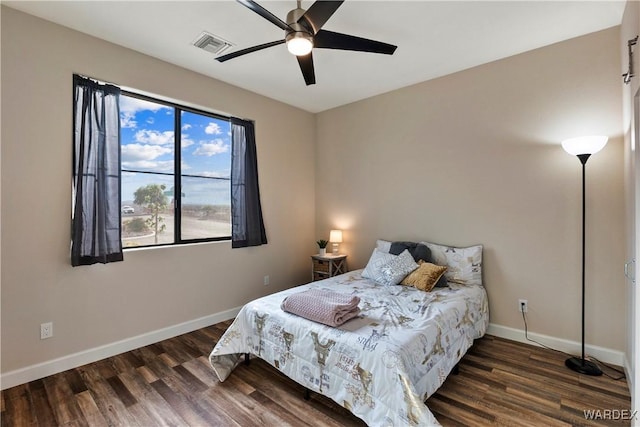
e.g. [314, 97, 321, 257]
[120, 92, 231, 248]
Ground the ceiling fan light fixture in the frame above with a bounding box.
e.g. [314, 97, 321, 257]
[286, 32, 314, 56]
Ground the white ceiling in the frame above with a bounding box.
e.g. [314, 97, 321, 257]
[4, 1, 626, 113]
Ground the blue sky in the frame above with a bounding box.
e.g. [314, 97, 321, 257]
[120, 95, 231, 206]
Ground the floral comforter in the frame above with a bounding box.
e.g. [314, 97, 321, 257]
[209, 270, 489, 426]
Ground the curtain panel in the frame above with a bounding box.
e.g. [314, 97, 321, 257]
[230, 118, 267, 248]
[71, 75, 123, 266]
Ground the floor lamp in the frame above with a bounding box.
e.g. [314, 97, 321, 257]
[561, 135, 608, 376]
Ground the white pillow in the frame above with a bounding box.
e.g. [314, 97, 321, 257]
[362, 249, 397, 284]
[375, 239, 392, 253]
[421, 242, 483, 285]
[379, 249, 419, 286]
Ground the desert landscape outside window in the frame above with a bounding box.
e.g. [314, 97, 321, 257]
[120, 93, 231, 248]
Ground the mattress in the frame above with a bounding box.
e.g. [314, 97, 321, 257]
[209, 269, 489, 426]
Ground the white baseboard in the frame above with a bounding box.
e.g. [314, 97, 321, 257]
[0, 306, 242, 390]
[487, 323, 625, 367]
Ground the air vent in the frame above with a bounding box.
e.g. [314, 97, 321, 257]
[192, 31, 233, 55]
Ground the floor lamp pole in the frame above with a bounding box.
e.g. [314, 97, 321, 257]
[564, 153, 602, 376]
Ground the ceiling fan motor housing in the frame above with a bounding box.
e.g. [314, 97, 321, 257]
[285, 7, 314, 41]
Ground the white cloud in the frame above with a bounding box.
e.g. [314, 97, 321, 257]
[122, 143, 172, 161]
[182, 134, 195, 148]
[134, 129, 174, 145]
[121, 160, 174, 172]
[121, 113, 137, 129]
[182, 124, 192, 131]
[205, 122, 222, 135]
[193, 139, 229, 157]
[200, 170, 230, 179]
[146, 117, 155, 124]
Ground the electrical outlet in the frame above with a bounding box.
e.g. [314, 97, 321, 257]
[518, 299, 528, 313]
[264, 275, 270, 286]
[40, 322, 53, 340]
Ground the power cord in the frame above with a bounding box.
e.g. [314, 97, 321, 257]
[520, 308, 625, 381]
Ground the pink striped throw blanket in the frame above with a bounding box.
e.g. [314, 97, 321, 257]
[280, 289, 361, 327]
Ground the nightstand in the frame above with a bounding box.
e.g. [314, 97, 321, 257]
[311, 254, 348, 281]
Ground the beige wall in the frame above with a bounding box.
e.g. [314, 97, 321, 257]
[1, 7, 316, 373]
[316, 27, 626, 351]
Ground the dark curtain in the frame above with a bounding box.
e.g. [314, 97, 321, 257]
[71, 75, 123, 266]
[230, 118, 267, 248]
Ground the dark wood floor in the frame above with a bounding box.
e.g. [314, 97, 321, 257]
[1, 320, 631, 426]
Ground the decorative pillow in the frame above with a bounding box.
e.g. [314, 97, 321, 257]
[361, 249, 398, 284]
[379, 249, 419, 286]
[421, 242, 483, 285]
[389, 241, 431, 263]
[401, 262, 448, 292]
[375, 239, 392, 253]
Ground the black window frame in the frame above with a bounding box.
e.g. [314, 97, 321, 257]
[121, 90, 232, 249]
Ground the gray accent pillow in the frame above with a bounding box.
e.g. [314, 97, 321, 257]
[362, 249, 398, 285]
[379, 249, 419, 286]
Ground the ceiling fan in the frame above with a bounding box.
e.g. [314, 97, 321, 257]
[216, 0, 398, 86]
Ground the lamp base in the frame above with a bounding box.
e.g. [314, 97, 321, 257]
[565, 357, 602, 376]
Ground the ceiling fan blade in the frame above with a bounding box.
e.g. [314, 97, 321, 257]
[299, 0, 344, 34]
[314, 30, 397, 55]
[236, 0, 291, 31]
[215, 40, 285, 62]
[296, 52, 316, 86]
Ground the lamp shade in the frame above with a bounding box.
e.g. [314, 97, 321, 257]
[329, 229, 343, 243]
[561, 136, 608, 156]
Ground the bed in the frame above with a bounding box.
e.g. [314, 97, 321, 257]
[209, 245, 489, 426]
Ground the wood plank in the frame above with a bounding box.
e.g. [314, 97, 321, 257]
[74, 391, 108, 427]
[171, 365, 208, 393]
[105, 376, 137, 407]
[429, 395, 497, 427]
[109, 351, 144, 375]
[41, 375, 84, 425]
[117, 370, 186, 426]
[63, 370, 88, 395]
[149, 379, 207, 426]
[135, 365, 159, 384]
[200, 378, 297, 427]
[28, 379, 56, 426]
[75, 366, 138, 426]
[194, 391, 244, 427]
[1, 388, 36, 427]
